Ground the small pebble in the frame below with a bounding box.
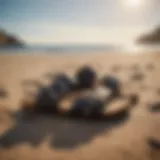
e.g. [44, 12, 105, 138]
[148, 138, 160, 150]
[129, 94, 139, 106]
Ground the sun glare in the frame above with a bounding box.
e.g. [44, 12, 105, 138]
[123, 0, 144, 8]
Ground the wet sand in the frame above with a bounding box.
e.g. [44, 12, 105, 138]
[0, 52, 160, 160]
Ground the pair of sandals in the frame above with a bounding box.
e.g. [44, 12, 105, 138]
[21, 66, 138, 120]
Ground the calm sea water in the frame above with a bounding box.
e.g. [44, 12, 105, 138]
[0, 44, 159, 54]
[0, 44, 121, 54]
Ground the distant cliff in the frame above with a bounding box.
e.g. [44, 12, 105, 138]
[137, 26, 160, 44]
[0, 29, 24, 46]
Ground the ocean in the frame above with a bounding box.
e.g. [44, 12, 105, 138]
[0, 44, 159, 54]
[0, 44, 121, 54]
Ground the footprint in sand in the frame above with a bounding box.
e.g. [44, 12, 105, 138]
[148, 102, 160, 112]
[0, 88, 8, 98]
[148, 138, 160, 160]
[146, 63, 155, 71]
[130, 72, 145, 81]
[112, 65, 122, 73]
[131, 64, 140, 71]
[156, 88, 160, 96]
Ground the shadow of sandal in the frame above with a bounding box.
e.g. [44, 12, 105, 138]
[0, 110, 129, 149]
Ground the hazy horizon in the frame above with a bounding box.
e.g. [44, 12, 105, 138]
[0, 0, 159, 45]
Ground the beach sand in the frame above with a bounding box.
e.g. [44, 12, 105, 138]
[0, 52, 160, 160]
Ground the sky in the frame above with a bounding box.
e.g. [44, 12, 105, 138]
[0, 0, 159, 45]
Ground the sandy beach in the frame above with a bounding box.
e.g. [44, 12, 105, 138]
[0, 52, 160, 160]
